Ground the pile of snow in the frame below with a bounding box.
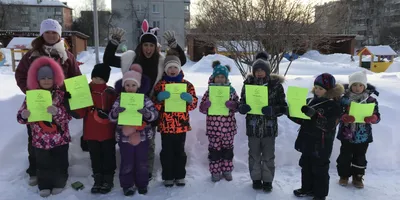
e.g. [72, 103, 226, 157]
[301, 50, 356, 64]
[187, 54, 242, 76]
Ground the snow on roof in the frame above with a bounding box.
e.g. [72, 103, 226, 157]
[364, 45, 397, 56]
[217, 41, 264, 52]
[6, 37, 35, 49]
[0, 0, 68, 7]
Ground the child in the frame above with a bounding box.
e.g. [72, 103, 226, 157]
[238, 52, 287, 192]
[336, 71, 380, 188]
[199, 61, 239, 182]
[290, 73, 344, 200]
[153, 53, 198, 187]
[17, 56, 71, 197]
[109, 64, 158, 196]
[73, 63, 117, 194]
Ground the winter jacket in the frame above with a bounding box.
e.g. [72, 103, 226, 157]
[17, 88, 72, 150]
[74, 83, 118, 141]
[102, 41, 186, 96]
[289, 84, 344, 154]
[199, 76, 239, 137]
[337, 84, 381, 144]
[15, 47, 81, 94]
[239, 74, 287, 138]
[153, 72, 198, 134]
[109, 95, 158, 142]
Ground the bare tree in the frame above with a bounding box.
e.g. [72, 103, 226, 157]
[194, 0, 323, 78]
[126, 1, 150, 45]
[0, 2, 26, 29]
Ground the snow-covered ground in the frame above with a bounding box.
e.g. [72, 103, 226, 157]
[0, 48, 399, 200]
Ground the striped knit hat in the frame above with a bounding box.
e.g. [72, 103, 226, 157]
[314, 73, 336, 90]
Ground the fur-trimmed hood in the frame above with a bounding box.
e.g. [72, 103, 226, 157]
[312, 83, 344, 100]
[244, 73, 285, 85]
[27, 56, 65, 90]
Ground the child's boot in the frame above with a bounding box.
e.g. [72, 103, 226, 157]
[164, 180, 174, 187]
[293, 188, 313, 197]
[123, 187, 136, 196]
[39, 189, 51, 197]
[211, 173, 221, 182]
[252, 180, 262, 190]
[91, 173, 103, 194]
[175, 179, 186, 186]
[28, 176, 38, 186]
[138, 187, 148, 195]
[339, 177, 349, 186]
[51, 188, 64, 195]
[223, 172, 233, 181]
[352, 174, 364, 188]
[100, 174, 114, 194]
[262, 182, 273, 192]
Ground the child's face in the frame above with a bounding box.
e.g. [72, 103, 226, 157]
[124, 80, 138, 93]
[351, 83, 365, 94]
[91, 77, 105, 84]
[314, 85, 327, 97]
[166, 66, 180, 77]
[254, 68, 266, 78]
[39, 78, 54, 90]
[214, 75, 227, 84]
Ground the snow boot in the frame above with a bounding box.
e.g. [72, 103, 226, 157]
[252, 180, 262, 190]
[175, 179, 186, 186]
[39, 189, 51, 197]
[28, 176, 38, 186]
[352, 174, 364, 188]
[138, 187, 148, 195]
[312, 197, 326, 200]
[123, 187, 136, 196]
[339, 177, 349, 186]
[91, 174, 103, 194]
[262, 182, 273, 192]
[223, 172, 233, 181]
[51, 188, 64, 195]
[211, 174, 221, 182]
[100, 174, 114, 194]
[293, 188, 313, 197]
[164, 180, 174, 187]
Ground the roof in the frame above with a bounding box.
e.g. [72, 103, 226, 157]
[362, 45, 397, 56]
[6, 37, 69, 49]
[0, 0, 71, 8]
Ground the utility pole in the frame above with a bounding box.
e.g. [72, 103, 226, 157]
[93, 0, 100, 64]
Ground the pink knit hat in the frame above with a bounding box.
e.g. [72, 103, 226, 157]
[122, 64, 142, 87]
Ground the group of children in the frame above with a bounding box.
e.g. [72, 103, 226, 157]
[17, 51, 380, 200]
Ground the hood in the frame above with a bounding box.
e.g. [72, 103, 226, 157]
[27, 56, 65, 90]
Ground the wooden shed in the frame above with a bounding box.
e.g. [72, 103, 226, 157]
[358, 45, 397, 73]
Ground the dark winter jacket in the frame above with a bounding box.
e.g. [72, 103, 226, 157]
[289, 84, 344, 154]
[239, 74, 287, 138]
[74, 83, 118, 141]
[337, 84, 381, 144]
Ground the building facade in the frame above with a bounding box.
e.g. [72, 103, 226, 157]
[112, 0, 190, 50]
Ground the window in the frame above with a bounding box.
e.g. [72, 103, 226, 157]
[153, 21, 160, 28]
[152, 4, 159, 13]
[33, 23, 37, 27]
[185, 5, 189, 11]
[47, 7, 52, 12]
[39, 7, 43, 11]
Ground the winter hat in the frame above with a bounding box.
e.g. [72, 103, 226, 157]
[252, 59, 271, 76]
[211, 60, 230, 79]
[27, 56, 64, 90]
[164, 55, 181, 73]
[255, 51, 270, 61]
[122, 64, 142, 87]
[40, 19, 62, 36]
[37, 66, 53, 80]
[349, 71, 368, 89]
[314, 73, 336, 90]
[139, 19, 158, 45]
[91, 63, 111, 83]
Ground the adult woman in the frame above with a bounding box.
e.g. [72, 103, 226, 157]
[103, 20, 186, 180]
[15, 19, 82, 186]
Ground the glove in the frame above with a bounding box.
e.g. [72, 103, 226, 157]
[157, 91, 171, 102]
[261, 106, 274, 117]
[109, 27, 126, 44]
[238, 104, 251, 114]
[364, 115, 378, 124]
[111, 106, 125, 118]
[64, 91, 71, 99]
[341, 114, 355, 123]
[225, 100, 238, 110]
[180, 92, 193, 103]
[137, 108, 151, 120]
[276, 106, 288, 115]
[21, 110, 30, 119]
[97, 109, 109, 119]
[163, 30, 177, 48]
[47, 106, 58, 115]
[301, 106, 316, 117]
[200, 100, 211, 111]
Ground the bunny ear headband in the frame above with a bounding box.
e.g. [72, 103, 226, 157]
[140, 19, 159, 44]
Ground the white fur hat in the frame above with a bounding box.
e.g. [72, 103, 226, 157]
[349, 71, 368, 89]
[40, 19, 62, 36]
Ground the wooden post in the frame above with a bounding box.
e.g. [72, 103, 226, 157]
[11, 49, 15, 72]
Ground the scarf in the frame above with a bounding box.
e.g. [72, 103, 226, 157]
[163, 72, 184, 83]
[43, 40, 68, 64]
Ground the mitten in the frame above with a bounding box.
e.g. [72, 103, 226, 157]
[137, 108, 151, 120]
[64, 91, 71, 99]
[47, 106, 58, 115]
[200, 100, 211, 111]
[163, 30, 177, 48]
[341, 114, 355, 123]
[180, 92, 193, 103]
[97, 109, 109, 119]
[261, 106, 274, 117]
[157, 91, 171, 101]
[225, 100, 238, 110]
[238, 104, 251, 114]
[109, 27, 126, 45]
[364, 115, 378, 124]
[301, 106, 316, 117]
[21, 109, 31, 119]
[111, 106, 125, 118]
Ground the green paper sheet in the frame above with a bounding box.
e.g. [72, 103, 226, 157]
[118, 93, 144, 126]
[208, 86, 230, 116]
[165, 83, 187, 112]
[245, 85, 268, 115]
[64, 75, 93, 110]
[349, 102, 375, 123]
[26, 90, 52, 122]
[287, 86, 310, 120]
